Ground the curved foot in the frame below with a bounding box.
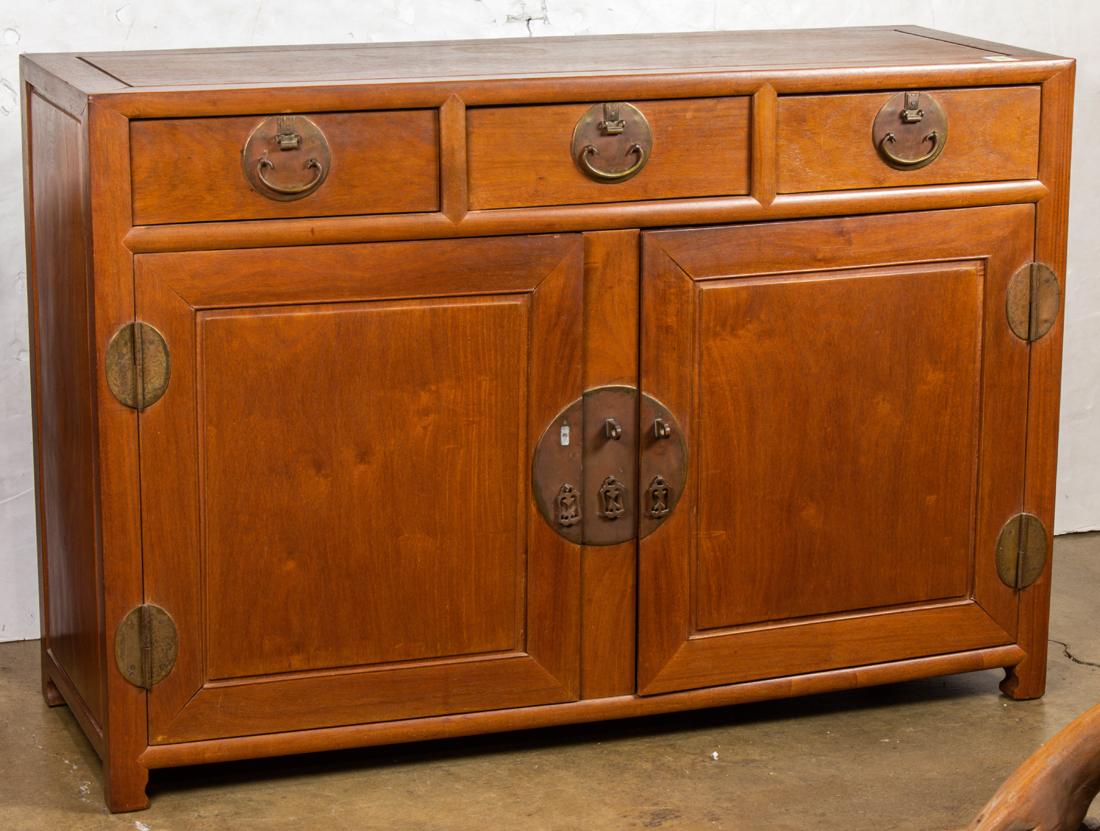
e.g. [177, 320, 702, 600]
[41, 673, 66, 707]
[1000, 657, 1046, 701]
[105, 760, 150, 813]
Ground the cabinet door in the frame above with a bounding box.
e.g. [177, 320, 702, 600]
[135, 235, 583, 743]
[638, 206, 1033, 695]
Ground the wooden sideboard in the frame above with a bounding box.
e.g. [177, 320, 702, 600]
[21, 27, 1075, 812]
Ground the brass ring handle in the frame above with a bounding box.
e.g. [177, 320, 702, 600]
[256, 156, 324, 195]
[579, 143, 646, 182]
[879, 130, 940, 168]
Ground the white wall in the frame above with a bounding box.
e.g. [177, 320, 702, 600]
[1, 0, 1096, 641]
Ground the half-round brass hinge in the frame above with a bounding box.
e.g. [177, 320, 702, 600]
[995, 513, 1049, 590]
[114, 605, 178, 689]
[105, 322, 171, 410]
[1006, 263, 1061, 342]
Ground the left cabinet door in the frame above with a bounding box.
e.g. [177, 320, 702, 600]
[132, 235, 584, 744]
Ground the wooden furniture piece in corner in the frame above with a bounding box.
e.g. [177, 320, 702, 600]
[21, 27, 1074, 812]
[962, 700, 1100, 831]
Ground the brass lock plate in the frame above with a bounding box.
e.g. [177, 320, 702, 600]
[572, 102, 653, 183]
[872, 91, 948, 170]
[242, 115, 331, 201]
[532, 386, 686, 545]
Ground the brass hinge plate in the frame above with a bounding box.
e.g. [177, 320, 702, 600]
[531, 386, 687, 545]
[114, 605, 178, 689]
[105, 322, 171, 410]
[1006, 263, 1061, 342]
[995, 513, 1049, 590]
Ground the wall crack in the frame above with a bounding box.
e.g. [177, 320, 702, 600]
[505, 0, 549, 35]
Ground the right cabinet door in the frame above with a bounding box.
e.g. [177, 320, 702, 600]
[638, 205, 1035, 695]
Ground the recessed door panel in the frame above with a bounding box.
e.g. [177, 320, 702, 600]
[202, 298, 526, 679]
[695, 262, 980, 629]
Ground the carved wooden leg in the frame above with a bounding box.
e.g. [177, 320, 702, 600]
[104, 756, 150, 813]
[999, 654, 1047, 700]
[965, 701, 1100, 831]
[41, 668, 66, 707]
[102, 673, 153, 812]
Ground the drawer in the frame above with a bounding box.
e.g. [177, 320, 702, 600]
[777, 87, 1040, 193]
[467, 98, 750, 210]
[130, 110, 439, 224]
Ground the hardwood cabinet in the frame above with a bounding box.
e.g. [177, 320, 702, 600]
[21, 27, 1074, 811]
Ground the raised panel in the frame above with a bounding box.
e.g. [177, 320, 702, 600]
[695, 262, 981, 628]
[201, 298, 527, 679]
[29, 92, 103, 724]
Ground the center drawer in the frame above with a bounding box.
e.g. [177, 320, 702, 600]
[467, 98, 751, 210]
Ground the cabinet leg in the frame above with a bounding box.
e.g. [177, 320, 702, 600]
[104, 758, 150, 813]
[1000, 653, 1047, 700]
[41, 670, 66, 707]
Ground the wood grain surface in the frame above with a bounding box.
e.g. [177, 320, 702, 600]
[28, 92, 103, 726]
[71, 28, 1059, 89]
[20, 27, 1074, 811]
[693, 261, 981, 627]
[139, 644, 1025, 769]
[580, 230, 639, 699]
[135, 234, 583, 743]
[638, 205, 1034, 695]
[88, 101, 152, 813]
[964, 698, 1100, 831]
[777, 87, 1041, 193]
[1002, 63, 1077, 701]
[131, 110, 439, 224]
[468, 97, 750, 210]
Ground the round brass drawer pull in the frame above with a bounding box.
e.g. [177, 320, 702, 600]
[579, 143, 647, 182]
[242, 114, 331, 201]
[872, 91, 948, 170]
[256, 156, 325, 195]
[879, 129, 941, 168]
[572, 102, 653, 184]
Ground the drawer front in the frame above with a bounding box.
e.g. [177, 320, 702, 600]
[777, 87, 1040, 193]
[468, 98, 751, 210]
[131, 110, 439, 224]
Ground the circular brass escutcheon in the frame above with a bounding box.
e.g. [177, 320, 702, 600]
[871, 91, 948, 170]
[242, 115, 331, 201]
[572, 102, 653, 183]
[531, 386, 686, 545]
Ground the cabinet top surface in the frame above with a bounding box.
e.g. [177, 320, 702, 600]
[24, 26, 1067, 93]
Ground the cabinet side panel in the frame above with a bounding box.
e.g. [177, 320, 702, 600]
[28, 91, 103, 725]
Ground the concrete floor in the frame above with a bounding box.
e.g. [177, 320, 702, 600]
[2, 534, 1098, 831]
